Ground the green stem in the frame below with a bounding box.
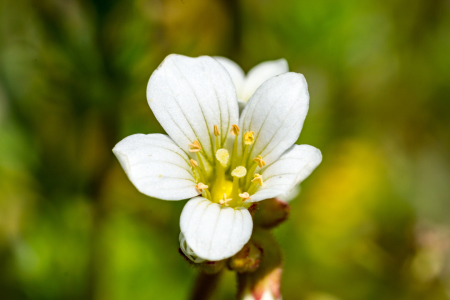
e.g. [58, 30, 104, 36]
[189, 271, 222, 300]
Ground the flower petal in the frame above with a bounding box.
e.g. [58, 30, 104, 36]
[214, 56, 245, 100]
[239, 72, 309, 166]
[241, 59, 288, 102]
[112, 133, 198, 200]
[180, 197, 253, 261]
[147, 55, 239, 164]
[249, 144, 322, 202]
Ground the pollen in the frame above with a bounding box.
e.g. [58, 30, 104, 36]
[188, 140, 201, 153]
[190, 159, 198, 168]
[244, 131, 255, 145]
[251, 174, 264, 186]
[239, 192, 250, 201]
[231, 166, 247, 178]
[253, 155, 265, 168]
[219, 193, 232, 206]
[214, 125, 220, 136]
[195, 182, 208, 192]
[230, 124, 240, 136]
[215, 149, 229, 167]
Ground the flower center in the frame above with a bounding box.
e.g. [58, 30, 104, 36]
[189, 124, 265, 209]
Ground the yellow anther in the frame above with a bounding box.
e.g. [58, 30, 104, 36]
[195, 182, 208, 193]
[230, 124, 240, 136]
[251, 174, 264, 186]
[244, 131, 255, 145]
[190, 159, 198, 168]
[219, 193, 232, 206]
[239, 192, 250, 201]
[231, 166, 247, 178]
[253, 155, 265, 168]
[188, 140, 202, 153]
[214, 125, 220, 136]
[215, 149, 230, 167]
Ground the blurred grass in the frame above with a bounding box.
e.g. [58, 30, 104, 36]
[1, 0, 449, 299]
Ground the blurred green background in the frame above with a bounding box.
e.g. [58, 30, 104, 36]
[1, 0, 450, 299]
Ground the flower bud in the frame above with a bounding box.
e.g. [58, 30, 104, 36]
[237, 229, 283, 300]
[240, 267, 282, 300]
[228, 241, 263, 273]
[253, 198, 290, 229]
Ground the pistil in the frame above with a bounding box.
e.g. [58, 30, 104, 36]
[230, 166, 247, 207]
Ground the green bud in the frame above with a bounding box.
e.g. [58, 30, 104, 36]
[253, 198, 290, 229]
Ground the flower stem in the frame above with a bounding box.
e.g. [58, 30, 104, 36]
[189, 271, 222, 300]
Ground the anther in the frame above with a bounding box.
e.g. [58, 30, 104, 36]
[195, 182, 208, 193]
[190, 159, 198, 168]
[216, 149, 230, 167]
[231, 166, 247, 178]
[230, 124, 240, 136]
[251, 174, 264, 186]
[219, 193, 232, 206]
[239, 192, 251, 201]
[214, 125, 220, 136]
[253, 155, 265, 168]
[188, 140, 202, 153]
[244, 131, 255, 145]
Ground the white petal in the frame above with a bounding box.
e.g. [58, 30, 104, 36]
[214, 56, 245, 100]
[277, 185, 301, 203]
[241, 58, 288, 102]
[238, 100, 247, 115]
[180, 197, 253, 261]
[112, 134, 198, 200]
[249, 145, 322, 202]
[147, 54, 239, 164]
[239, 72, 309, 166]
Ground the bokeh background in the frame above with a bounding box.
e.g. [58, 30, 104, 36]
[1, 0, 450, 299]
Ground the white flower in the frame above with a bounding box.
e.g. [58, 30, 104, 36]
[112, 54, 322, 262]
[214, 57, 289, 111]
[216, 57, 316, 203]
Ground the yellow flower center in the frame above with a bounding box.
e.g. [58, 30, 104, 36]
[189, 124, 265, 208]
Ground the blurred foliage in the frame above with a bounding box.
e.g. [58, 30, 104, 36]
[1, 0, 450, 299]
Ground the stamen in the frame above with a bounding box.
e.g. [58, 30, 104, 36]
[195, 182, 208, 193]
[230, 124, 240, 170]
[219, 193, 232, 206]
[231, 166, 247, 178]
[230, 124, 240, 136]
[190, 159, 198, 168]
[251, 174, 264, 186]
[214, 125, 220, 136]
[244, 131, 255, 145]
[239, 192, 250, 201]
[189, 140, 202, 152]
[215, 149, 230, 168]
[253, 155, 265, 168]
